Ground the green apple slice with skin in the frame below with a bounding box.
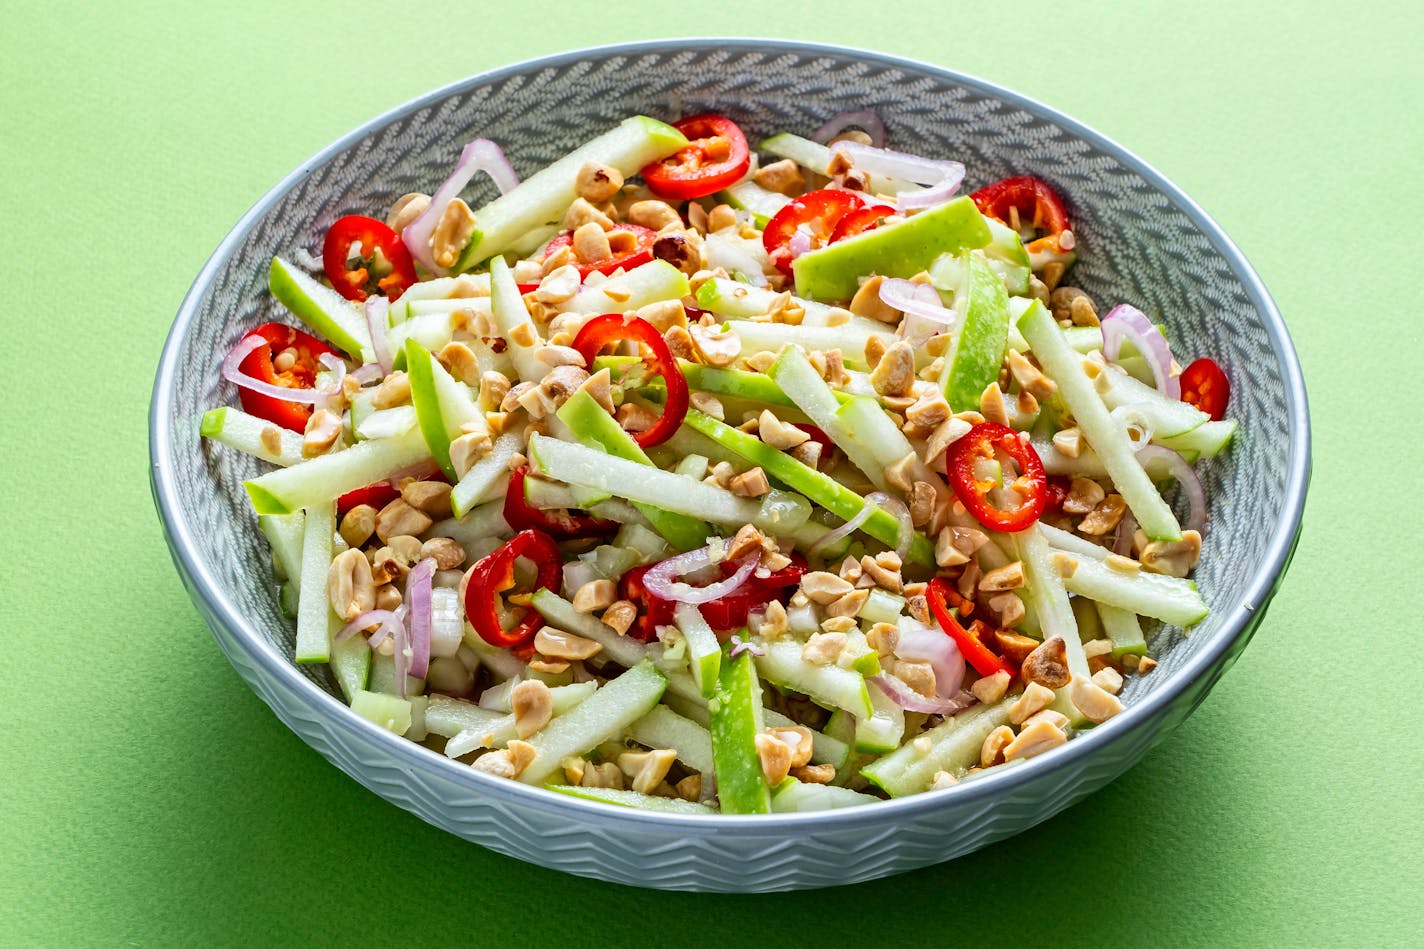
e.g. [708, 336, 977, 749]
[259, 511, 305, 584]
[981, 218, 1033, 295]
[404, 337, 487, 481]
[792, 196, 993, 300]
[674, 602, 723, 699]
[725, 320, 894, 371]
[663, 689, 850, 768]
[439, 683, 600, 754]
[854, 676, 905, 753]
[1096, 601, 1148, 658]
[753, 641, 874, 719]
[1020, 300, 1181, 541]
[294, 501, 336, 663]
[768, 346, 891, 490]
[679, 408, 935, 567]
[556, 391, 709, 551]
[489, 255, 547, 383]
[201, 407, 304, 466]
[695, 276, 889, 334]
[1036, 524, 1208, 627]
[626, 704, 715, 775]
[244, 425, 432, 515]
[450, 432, 521, 519]
[349, 690, 412, 735]
[860, 697, 1016, 796]
[525, 434, 834, 551]
[758, 133, 914, 195]
[268, 256, 373, 362]
[329, 611, 371, 702]
[598, 355, 854, 410]
[454, 116, 688, 271]
[770, 777, 879, 812]
[560, 259, 689, 317]
[516, 659, 667, 786]
[1158, 418, 1236, 458]
[719, 179, 791, 227]
[547, 785, 715, 815]
[708, 649, 772, 814]
[1095, 363, 1210, 439]
[936, 253, 1013, 412]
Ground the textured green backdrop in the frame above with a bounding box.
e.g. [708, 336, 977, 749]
[4, 1, 1420, 945]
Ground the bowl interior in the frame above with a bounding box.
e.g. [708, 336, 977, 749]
[158, 41, 1301, 769]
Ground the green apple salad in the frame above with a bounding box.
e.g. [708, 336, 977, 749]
[202, 108, 1237, 815]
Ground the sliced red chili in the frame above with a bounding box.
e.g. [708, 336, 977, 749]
[828, 202, 895, 243]
[946, 422, 1048, 533]
[542, 223, 659, 279]
[927, 578, 1016, 678]
[791, 424, 839, 471]
[618, 553, 807, 640]
[502, 466, 618, 540]
[234, 322, 341, 433]
[1180, 358, 1230, 421]
[970, 176, 1070, 238]
[1043, 475, 1072, 516]
[322, 215, 418, 302]
[463, 529, 562, 650]
[641, 114, 751, 201]
[571, 314, 688, 448]
[336, 469, 446, 518]
[762, 188, 867, 277]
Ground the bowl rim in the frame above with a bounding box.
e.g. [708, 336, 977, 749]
[150, 37, 1311, 834]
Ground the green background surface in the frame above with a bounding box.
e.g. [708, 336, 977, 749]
[4, 1, 1421, 945]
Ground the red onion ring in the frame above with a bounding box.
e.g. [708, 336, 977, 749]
[335, 609, 405, 643]
[642, 544, 759, 605]
[405, 557, 436, 679]
[402, 138, 519, 275]
[811, 109, 887, 148]
[1135, 445, 1207, 533]
[893, 622, 966, 699]
[831, 141, 964, 210]
[870, 674, 976, 715]
[728, 634, 766, 659]
[877, 492, 915, 562]
[221, 335, 330, 403]
[350, 363, 384, 385]
[808, 491, 893, 558]
[1113, 509, 1138, 557]
[788, 224, 813, 260]
[878, 278, 955, 327]
[365, 297, 392, 374]
[1100, 304, 1180, 400]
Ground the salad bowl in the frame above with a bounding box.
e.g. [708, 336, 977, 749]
[150, 38, 1309, 891]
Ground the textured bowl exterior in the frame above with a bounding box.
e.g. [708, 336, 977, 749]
[150, 39, 1310, 891]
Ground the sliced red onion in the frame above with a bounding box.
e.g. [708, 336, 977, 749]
[788, 224, 813, 259]
[809, 491, 891, 557]
[402, 138, 519, 275]
[405, 557, 436, 679]
[1113, 508, 1138, 557]
[350, 363, 384, 385]
[704, 232, 768, 286]
[728, 634, 765, 659]
[642, 544, 759, 605]
[811, 109, 887, 148]
[870, 674, 976, 715]
[877, 492, 914, 562]
[335, 609, 405, 643]
[221, 335, 330, 403]
[879, 278, 954, 326]
[364, 297, 392, 374]
[1136, 445, 1207, 533]
[1100, 304, 1180, 400]
[832, 141, 964, 210]
[894, 622, 966, 699]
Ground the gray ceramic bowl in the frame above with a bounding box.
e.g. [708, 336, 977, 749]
[150, 39, 1310, 891]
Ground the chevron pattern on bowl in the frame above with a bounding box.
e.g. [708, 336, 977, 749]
[150, 39, 1310, 891]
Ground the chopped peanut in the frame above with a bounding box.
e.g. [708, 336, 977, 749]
[979, 561, 1026, 592]
[1078, 494, 1127, 535]
[601, 599, 637, 636]
[801, 632, 847, 666]
[572, 578, 617, 613]
[511, 680, 553, 739]
[800, 571, 854, 604]
[970, 670, 1012, 704]
[1092, 666, 1125, 695]
[618, 749, 677, 795]
[1003, 719, 1068, 761]
[1009, 681, 1056, 725]
[755, 733, 794, 786]
[981, 725, 1015, 768]
[1022, 636, 1072, 689]
[533, 627, 603, 661]
[753, 158, 806, 196]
